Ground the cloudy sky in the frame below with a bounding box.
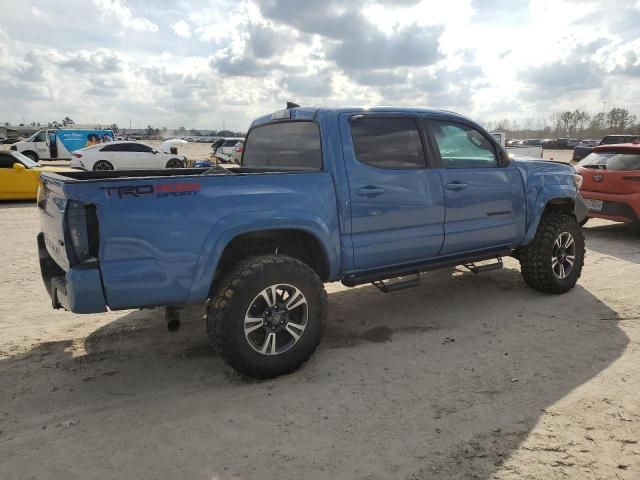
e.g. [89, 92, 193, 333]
[1, 0, 640, 131]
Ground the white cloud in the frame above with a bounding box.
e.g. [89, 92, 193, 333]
[0, 0, 639, 130]
[171, 20, 192, 39]
[93, 0, 159, 33]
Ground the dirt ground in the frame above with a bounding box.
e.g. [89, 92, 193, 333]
[1, 161, 639, 479]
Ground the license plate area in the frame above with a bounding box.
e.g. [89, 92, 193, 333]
[585, 199, 603, 212]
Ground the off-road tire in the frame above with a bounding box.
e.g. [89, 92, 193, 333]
[519, 213, 585, 294]
[207, 255, 327, 379]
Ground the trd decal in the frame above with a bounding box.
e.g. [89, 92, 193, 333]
[100, 183, 201, 199]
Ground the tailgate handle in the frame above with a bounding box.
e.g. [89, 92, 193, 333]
[357, 186, 385, 197]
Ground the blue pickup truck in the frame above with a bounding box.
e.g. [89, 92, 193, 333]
[37, 106, 588, 378]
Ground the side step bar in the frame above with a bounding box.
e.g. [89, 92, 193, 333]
[342, 248, 511, 290]
[372, 274, 421, 293]
[463, 257, 503, 274]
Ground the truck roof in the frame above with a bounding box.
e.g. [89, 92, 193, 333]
[251, 106, 473, 128]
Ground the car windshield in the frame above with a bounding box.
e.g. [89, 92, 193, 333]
[12, 151, 40, 168]
[578, 151, 640, 171]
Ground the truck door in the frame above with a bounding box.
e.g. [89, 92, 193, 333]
[340, 113, 445, 270]
[428, 119, 526, 255]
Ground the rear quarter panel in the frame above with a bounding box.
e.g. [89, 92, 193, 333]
[58, 172, 340, 310]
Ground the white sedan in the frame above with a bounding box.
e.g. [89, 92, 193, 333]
[70, 141, 186, 171]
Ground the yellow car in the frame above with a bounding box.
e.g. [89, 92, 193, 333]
[0, 150, 73, 200]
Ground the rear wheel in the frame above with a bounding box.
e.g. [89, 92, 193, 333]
[207, 255, 327, 379]
[519, 213, 585, 294]
[93, 160, 114, 171]
[166, 158, 184, 168]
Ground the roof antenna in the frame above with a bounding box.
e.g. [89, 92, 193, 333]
[286, 101, 301, 110]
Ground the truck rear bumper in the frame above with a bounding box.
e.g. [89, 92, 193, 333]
[37, 233, 107, 313]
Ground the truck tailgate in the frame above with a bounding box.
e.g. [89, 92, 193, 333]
[37, 174, 71, 271]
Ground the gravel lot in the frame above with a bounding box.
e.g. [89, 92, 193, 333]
[1, 150, 639, 479]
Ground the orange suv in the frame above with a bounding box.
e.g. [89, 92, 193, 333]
[576, 142, 640, 225]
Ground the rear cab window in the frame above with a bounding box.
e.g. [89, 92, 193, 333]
[242, 122, 322, 171]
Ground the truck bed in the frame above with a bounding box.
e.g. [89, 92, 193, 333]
[37, 167, 340, 312]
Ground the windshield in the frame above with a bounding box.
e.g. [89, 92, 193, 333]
[578, 151, 640, 171]
[12, 151, 40, 168]
[26, 130, 46, 142]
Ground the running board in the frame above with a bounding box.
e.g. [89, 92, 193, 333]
[372, 274, 421, 293]
[342, 248, 512, 288]
[463, 257, 503, 274]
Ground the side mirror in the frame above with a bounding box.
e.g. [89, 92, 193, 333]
[497, 150, 511, 167]
[13, 162, 26, 170]
[153, 149, 159, 154]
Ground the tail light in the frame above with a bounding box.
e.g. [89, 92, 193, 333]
[73, 153, 82, 158]
[65, 201, 99, 266]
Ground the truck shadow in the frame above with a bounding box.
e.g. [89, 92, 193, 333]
[0, 266, 629, 479]
[583, 221, 640, 264]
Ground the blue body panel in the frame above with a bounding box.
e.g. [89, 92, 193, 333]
[38, 107, 580, 313]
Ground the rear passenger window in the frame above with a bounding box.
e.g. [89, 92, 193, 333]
[100, 144, 119, 152]
[431, 121, 498, 168]
[243, 122, 322, 170]
[350, 117, 426, 169]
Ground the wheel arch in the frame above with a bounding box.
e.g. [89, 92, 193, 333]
[22, 150, 39, 161]
[187, 213, 339, 302]
[523, 190, 577, 245]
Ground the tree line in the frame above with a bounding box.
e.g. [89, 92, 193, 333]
[482, 107, 639, 140]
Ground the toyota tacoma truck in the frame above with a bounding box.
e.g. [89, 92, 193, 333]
[36, 106, 588, 378]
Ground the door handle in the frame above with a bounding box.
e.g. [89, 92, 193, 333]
[445, 181, 469, 191]
[357, 186, 385, 197]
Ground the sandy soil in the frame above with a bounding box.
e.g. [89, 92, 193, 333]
[1, 192, 639, 479]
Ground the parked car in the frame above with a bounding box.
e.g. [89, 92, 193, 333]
[69, 141, 186, 171]
[0, 151, 72, 200]
[230, 140, 244, 164]
[212, 137, 244, 163]
[573, 134, 640, 162]
[576, 142, 640, 225]
[36, 105, 587, 379]
[492, 132, 543, 158]
[10, 128, 115, 162]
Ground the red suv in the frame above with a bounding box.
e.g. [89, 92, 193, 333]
[576, 142, 640, 225]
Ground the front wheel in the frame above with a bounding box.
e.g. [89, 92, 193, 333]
[24, 151, 39, 162]
[519, 213, 585, 294]
[207, 255, 327, 378]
